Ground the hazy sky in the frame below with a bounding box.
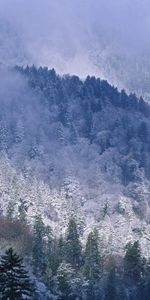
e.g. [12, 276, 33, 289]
[1, 0, 150, 90]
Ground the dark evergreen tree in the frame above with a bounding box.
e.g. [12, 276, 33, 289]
[45, 225, 53, 261]
[32, 214, 46, 277]
[84, 229, 101, 282]
[83, 230, 102, 300]
[124, 241, 143, 282]
[43, 225, 55, 289]
[57, 234, 66, 265]
[65, 218, 82, 269]
[0, 248, 34, 300]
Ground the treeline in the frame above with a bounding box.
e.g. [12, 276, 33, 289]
[16, 65, 150, 118]
[0, 214, 149, 299]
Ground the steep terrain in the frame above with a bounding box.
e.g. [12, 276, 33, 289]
[0, 66, 150, 256]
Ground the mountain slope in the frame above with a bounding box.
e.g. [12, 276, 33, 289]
[0, 66, 149, 256]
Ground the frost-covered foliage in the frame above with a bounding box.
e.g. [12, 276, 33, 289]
[0, 66, 149, 255]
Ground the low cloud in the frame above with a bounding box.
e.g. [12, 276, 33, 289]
[0, 0, 150, 94]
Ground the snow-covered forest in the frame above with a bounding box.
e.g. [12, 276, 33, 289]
[0, 66, 150, 251]
[0, 66, 149, 298]
[0, 0, 150, 298]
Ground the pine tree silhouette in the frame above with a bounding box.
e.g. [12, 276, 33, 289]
[0, 248, 34, 300]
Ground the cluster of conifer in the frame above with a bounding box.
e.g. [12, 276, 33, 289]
[32, 216, 150, 299]
[0, 215, 149, 299]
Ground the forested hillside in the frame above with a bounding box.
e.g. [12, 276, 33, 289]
[0, 66, 149, 298]
[0, 66, 149, 257]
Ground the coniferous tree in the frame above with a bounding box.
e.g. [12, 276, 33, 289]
[57, 234, 66, 264]
[45, 225, 53, 266]
[0, 248, 34, 300]
[65, 218, 82, 269]
[124, 241, 143, 283]
[32, 215, 46, 277]
[43, 225, 54, 289]
[83, 230, 102, 300]
[56, 262, 75, 300]
[84, 229, 101, 282]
